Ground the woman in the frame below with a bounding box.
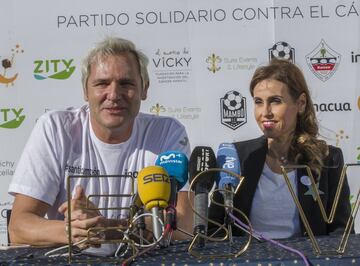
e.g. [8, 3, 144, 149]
[208, 59, 352, 238]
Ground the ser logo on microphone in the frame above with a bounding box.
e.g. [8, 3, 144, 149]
[142, 173, 170, 184]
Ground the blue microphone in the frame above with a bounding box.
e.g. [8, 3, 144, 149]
[155, 151, 189, 230]
[216, 143, 240, 212]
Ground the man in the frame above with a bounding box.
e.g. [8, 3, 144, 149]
[8, 37, 192, 246]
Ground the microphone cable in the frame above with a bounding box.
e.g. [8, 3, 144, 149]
[121, 223, 173, 266]
[228, 212, 311, 266]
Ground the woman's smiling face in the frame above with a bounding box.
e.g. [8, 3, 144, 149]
[253, 79, 306, 142]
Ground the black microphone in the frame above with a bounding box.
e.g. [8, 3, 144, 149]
[130, 193, 146, 244]
[189, 146, 217, 247]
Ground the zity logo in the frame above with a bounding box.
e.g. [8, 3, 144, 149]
[0, 44, 24, 87]
[33, 59, 75, 80]
[0, 108, 25, 129]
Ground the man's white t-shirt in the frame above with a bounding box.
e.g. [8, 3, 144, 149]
[9, 105, 190, 220]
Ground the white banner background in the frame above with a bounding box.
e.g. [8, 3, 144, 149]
[0, 0, 359, 244]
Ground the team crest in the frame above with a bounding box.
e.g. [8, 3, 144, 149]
[305, 39, 341, 82]
[220, 90, 247, 130]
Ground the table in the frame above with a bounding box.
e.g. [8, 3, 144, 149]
[1, 234, 360, 265]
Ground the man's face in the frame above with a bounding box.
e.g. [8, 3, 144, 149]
[85, 53, 147, 143]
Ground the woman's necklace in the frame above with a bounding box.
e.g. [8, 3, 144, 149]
[268, 149, 289, 165]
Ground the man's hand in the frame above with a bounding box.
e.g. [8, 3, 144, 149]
[58, 185, 105, 244]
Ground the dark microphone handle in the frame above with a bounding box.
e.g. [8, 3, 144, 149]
[166, 205, 177, 230]
[136, 208, 146, 230]
[193, 191, 208, 230]
[222, 184, 234, 212]
[193, 185, 208, 248]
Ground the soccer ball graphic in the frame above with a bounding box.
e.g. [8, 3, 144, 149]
[270, 41, 293, 61]
[223, 91, 243, 111]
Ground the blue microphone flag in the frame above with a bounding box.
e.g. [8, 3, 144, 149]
[155, 150, 188, 189]
[216, 143, 240, 189]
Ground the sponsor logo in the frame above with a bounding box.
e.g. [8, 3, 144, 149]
[351, 51, 360, 63]
[124, 169, 138, 179]
[65, 164, 100, 176]
[206, 53, 257, 73]
[223, 156, 236, 169]
[33, 59, 76, 80]
[0, 44, 24, 87]
[197, 148, 213, 171]
[305, 39, 341, 82]
[0, 108, 25, 129]
[269, 41, 295, 63]
[150, 103, 201, 120]
[143, 173, 170, 184]
[206, 53, 222, 73]
[0, 160, 15, 176]
[158, 153, 183, 164]
[150, 103, 166, 116]
[220, 90, 247, 130]
[313, 102, 351, 112]
[152, 48, 191, 84]
[335, 129, 349, 147]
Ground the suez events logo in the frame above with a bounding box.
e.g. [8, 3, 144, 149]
[33, 59, 76, 80]
[220, 90, 247, 130]
[0, 108, 25, 129]
[269, 40, 341, 82]
[150, 103, 201, 120]
[0, 44, 24, 87]
[206, 54, 257, 73]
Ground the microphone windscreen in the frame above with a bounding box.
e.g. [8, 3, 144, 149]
[189, 146, 217, 191]
[155, 151, 188, 189]
[137, 166, 171, 210]
[216, 143, 241, 189]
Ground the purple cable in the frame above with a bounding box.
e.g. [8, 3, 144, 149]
[228, 212, 310, 266]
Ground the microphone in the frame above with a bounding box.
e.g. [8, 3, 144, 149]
[216, 143, 240, 243]
[189, 146, 217, 247]
[130, 193, 143, 216]
[216, 143, 241, 211]
[130, 193, 146, 244]
[137, 166, 171, 243]
[155, 151, 188, 230]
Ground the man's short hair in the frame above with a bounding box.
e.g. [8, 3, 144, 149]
[81, 36, 149, 91]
